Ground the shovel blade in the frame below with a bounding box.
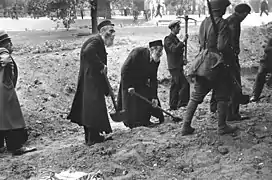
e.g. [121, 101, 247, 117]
[110, 110, 127, 122]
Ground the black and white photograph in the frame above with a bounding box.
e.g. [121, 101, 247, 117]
[0, 0, 272, 179]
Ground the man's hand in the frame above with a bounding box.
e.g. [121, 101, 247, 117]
[152, 99, 158, 108]
[0, 53, 12, 67]
[100, 65, 107, 75]
[180, 33, 189, 43]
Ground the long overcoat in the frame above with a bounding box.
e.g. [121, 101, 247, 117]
[0, 48, 25, 131]
[117, 47, 163, 128]
[67, 34, 112, 134]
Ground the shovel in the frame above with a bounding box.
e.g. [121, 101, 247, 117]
[128, 88, 183, 122]
[103, 73, 126, 122]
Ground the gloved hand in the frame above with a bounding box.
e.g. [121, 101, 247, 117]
[151, 99, 158, 108]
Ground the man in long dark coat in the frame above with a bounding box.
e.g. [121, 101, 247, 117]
[67, 20, 115, 146]
[260, 0, 269, 16]
[164, 20, 189, 110]
[117, 40, 165, 129]
[210, 4, 251, 120]
[0, 31, 36, 155]
[182, 0, 238, 136]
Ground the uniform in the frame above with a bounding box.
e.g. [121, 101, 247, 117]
[182, 0, 238, 136]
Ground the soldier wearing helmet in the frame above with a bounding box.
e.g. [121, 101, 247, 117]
[182, 0, 238, 136]
[210, 3, 251, 121]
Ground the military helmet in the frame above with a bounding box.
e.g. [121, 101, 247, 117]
[0, 30, 10, 44]
[209, 0, 231, 11]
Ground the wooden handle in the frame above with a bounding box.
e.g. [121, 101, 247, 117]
[103, 73, 118, 111]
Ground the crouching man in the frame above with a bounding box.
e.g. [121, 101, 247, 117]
[0, 30, 36, 155]
[117, 40, 165, 128]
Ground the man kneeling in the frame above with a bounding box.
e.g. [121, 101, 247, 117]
[117, 40, 165, 128]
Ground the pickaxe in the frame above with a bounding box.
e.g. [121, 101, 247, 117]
[177, 15, 197, 64]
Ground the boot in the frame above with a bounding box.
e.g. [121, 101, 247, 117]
[181, 100, 198, 136]
[217, 101, 238, 135]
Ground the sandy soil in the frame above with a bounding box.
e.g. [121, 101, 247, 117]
[0, 23, 272, 180]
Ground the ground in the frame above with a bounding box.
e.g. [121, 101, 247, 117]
[0, 15, 272, 180]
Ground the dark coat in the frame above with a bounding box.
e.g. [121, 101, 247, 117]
[67, 34, 112, 134]
[260, 38, 272, 70]
[0, 48, 25, 130]
[261, 1, 268, 11]
[227, 13, 241, 57]
[117, 47, 162, 128]
[164, 33, 185, 70]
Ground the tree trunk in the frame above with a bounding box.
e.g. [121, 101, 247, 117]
[91, 0, 98, 34]
[105, 0, 111, 19]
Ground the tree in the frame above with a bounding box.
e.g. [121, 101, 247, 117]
[90, 0, 98, 34]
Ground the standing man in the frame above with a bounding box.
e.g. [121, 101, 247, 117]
[67, 20, 115, 146]
[0, 31, 36, 155]
[164, 20, 189, 110]
[250, 38, 272, 102]
[117, 40, 165, 129]
[260, 0, 269, 16]
[182, 0, 238, 136]
[155, 3, 162, 18]
[210, 4, 251, 120]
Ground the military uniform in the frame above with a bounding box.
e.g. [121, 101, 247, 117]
[164, 21, 190, 110]
[182, 0, 238, 136]
[251, 38, 272, 101]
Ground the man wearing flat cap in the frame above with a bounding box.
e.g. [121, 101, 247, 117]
[210, 3, 251, 121]
[0, 30, 36, 155]
[68, 20, 115, 146]
[117, 40, 164, 128]
[164, 20, 189, 110]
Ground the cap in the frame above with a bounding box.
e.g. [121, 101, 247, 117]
[97, 20, 114, 31]
[149, 40, 163, 48]
[234, 3, 251, 14]
[210, 0, 231, 11]
[168, 20, 181, 29]
[0, 30, 10, 43]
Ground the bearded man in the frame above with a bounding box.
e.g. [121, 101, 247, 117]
[67, 20, 115, 146]
[0, 30, 36, 155]
[117, 40, 165, 129]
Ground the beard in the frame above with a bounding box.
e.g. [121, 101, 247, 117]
[104, 37, 114, 47]
[151, 53, 161, 62]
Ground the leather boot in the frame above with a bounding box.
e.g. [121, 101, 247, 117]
[181, 100, 198, 136]
[217, 101, 238, 135]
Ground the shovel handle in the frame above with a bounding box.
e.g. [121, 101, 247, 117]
[103, 73, 118, 111]
[129, 90, 177, 119]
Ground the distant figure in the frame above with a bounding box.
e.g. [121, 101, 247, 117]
[80, 6, 84, 19]
[155, 3, 162, 18]
[260, 0, 269, 16]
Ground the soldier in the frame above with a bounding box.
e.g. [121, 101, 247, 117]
[0, 31, 36, 155]
[182, 0, 238, 136]
[210, 3, 251, 120]
[251, 38, 272, 102]
[117, 40, 165, 128]
[67, 20, 115, 146]
[164, 20, 189, 110]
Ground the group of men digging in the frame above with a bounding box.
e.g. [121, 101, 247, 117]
[1, 0, 272, 151]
